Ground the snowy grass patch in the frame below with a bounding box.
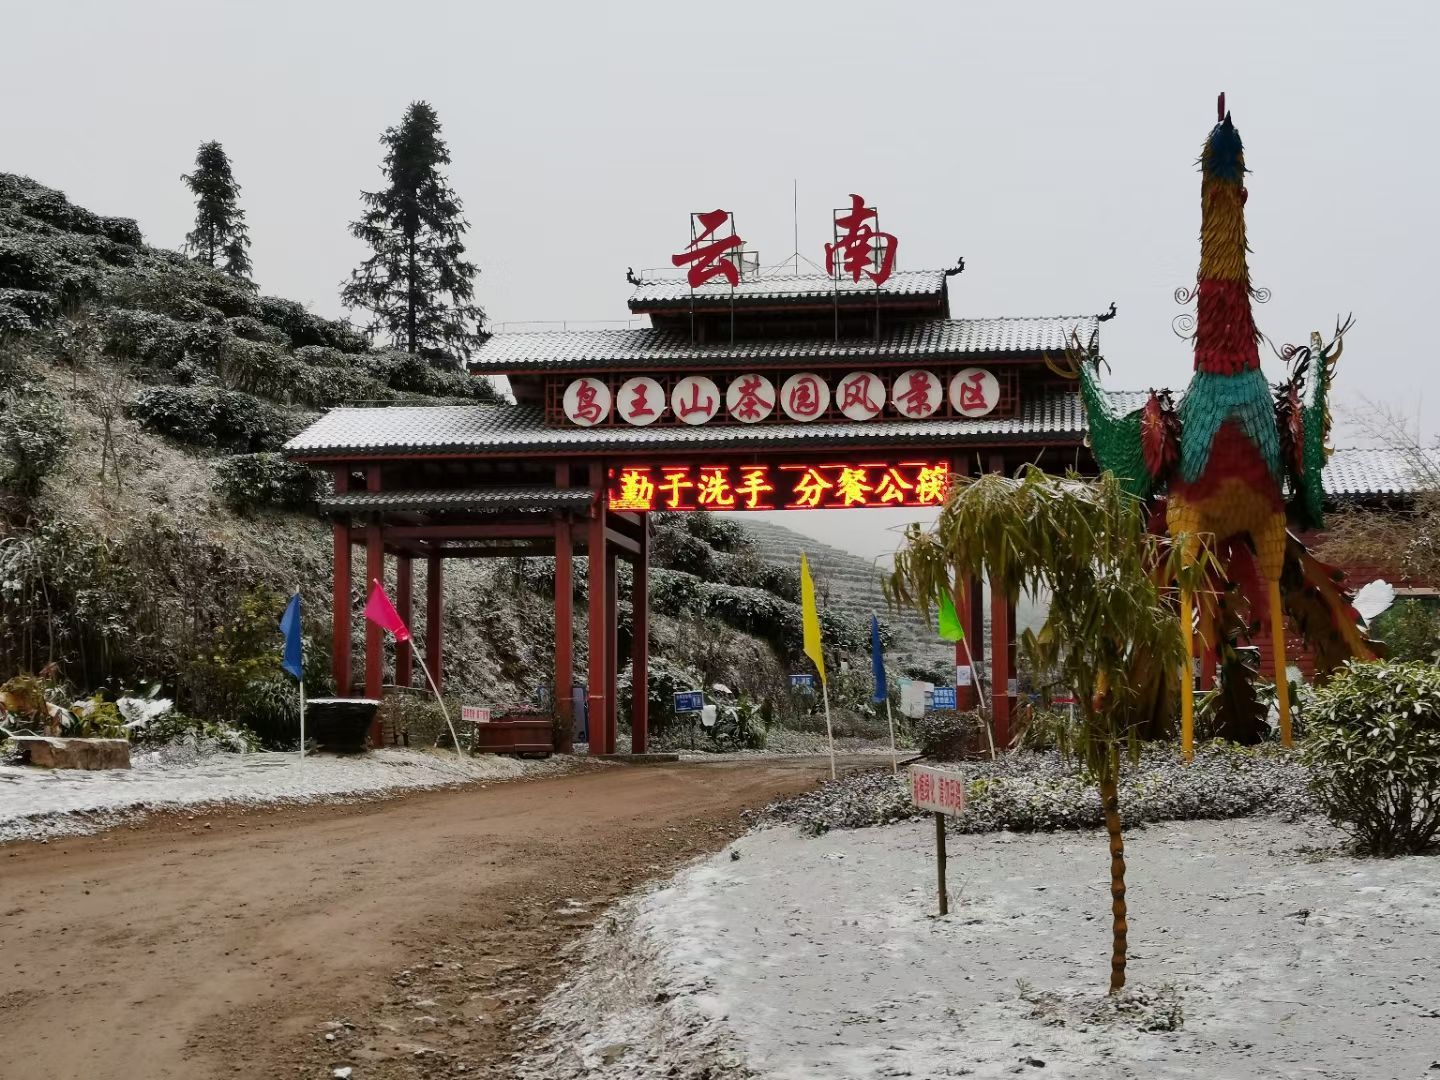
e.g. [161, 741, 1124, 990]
[0, 747, 584, 843]
[521, 816, 1440, 1079]
[760, 744, 1314, 835]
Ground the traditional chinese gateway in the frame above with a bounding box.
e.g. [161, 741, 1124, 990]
[284, 204, 1403, 755]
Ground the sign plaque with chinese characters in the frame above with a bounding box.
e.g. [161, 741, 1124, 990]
[608, 460, 950, 512]
[562, 369, 1001, 428]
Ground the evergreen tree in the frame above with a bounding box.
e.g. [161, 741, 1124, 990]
[181, 141, 253, 283]
[342, 101, 484, 368]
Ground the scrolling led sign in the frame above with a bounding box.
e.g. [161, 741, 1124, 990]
[608, 460, 949, 512]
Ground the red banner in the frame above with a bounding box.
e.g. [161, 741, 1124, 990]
[607, 460, 950, 512]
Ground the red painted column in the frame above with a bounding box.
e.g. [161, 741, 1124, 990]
[605, 549, 620, 755]
[586, 462, 608, 755]
[954, 575, 976, 710]
[1199, 644, 1217, 691]
[988, 453, 1012, 747]
[631, 516, 650, 754]
[395, 553, 413, 688]
[951, 458, 975, 710]
[425, 555, 444, 694]
[363, 467, 384, 743]
[554, 465, 574, 753]
[331, 470, 352, 696]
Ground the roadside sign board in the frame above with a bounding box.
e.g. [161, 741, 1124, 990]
[461, 705, 492, 725]
[910, 763, 966, 916]
[789, 673, 815, 690]
[673, 691, 705, 713]
[909, 763, 967, 817]
[931, 687, 957, 711]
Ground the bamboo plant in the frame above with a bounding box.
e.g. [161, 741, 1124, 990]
[886, 466, 1214, 992]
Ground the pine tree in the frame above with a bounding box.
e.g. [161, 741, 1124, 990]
[182, 141, 253, 283]
[342, 101, 484, 368]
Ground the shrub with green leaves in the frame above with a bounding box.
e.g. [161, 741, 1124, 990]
[0, 388, 69, 495]
[915, 708, 990, 760]
[213, 452, 324, 512]
[1303, 660, 1440, 855]
[130, 385, 289, 451]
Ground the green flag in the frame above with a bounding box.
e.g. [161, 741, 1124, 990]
[937, 590, 965, 642]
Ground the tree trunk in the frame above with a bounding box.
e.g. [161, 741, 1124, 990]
[406, 234, 418, 354]
[1100, 761, 1128, 993]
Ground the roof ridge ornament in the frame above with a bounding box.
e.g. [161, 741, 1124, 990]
[943, 257, 966, 278]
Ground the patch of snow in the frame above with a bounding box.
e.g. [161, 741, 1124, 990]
[524, 817, 1440, 1078]
[0, 748, 583, 844]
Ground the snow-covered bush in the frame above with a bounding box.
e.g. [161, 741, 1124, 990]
[130, 385, 289, 451]
[1303, 660, 1440, 854]
[213, 452, 324, 512]
[766, 745, 1314, 836]
[915, 709, 989, 760]
[0, 388, 69, 495]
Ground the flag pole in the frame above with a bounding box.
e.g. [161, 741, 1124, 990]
[298, 674, 306, 765]
[961, 633, 996, 760]
[884, 695, 897, 774]
[411, 637, 463, 762]
[819, 673, 836, 780]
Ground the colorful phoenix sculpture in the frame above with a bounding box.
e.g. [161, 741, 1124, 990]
[1055, 96, 1373, 755]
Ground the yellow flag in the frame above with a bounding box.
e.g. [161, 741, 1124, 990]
[800, 552, 826, 685]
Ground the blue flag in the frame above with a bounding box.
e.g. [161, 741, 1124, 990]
[870, 615, 887, 703]
[279, 592, 303, 681]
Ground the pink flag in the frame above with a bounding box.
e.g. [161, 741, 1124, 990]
[364, 579, 411, 642]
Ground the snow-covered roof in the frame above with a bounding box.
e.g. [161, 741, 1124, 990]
[1323, 447, 1440, 498]
[320, 487, 594, 513]
[286, 392, 1093, 459]
[467, 316, 1099, 372]
[627, 270, 947, 309]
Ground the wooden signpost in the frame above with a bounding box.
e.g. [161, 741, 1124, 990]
[909, 763, 967, 915]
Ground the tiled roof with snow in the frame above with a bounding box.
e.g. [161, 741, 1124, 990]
[1323, 447, 1440, 498]
[286, 392, 1093, 459]
[468, 315, 1099, 372]
[627, 271, 947, 309]
[319, 487, 595, 513]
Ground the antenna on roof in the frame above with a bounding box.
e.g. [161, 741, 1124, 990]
[793, 179, 799, 276]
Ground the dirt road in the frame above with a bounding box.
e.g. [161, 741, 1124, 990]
[0, 755, 855, 1080]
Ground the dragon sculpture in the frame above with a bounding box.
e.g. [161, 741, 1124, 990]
[1054, 95, 1373, 754]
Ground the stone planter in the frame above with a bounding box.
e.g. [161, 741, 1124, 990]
[470, 712, 555, 756]
[306, 698, 382, 753]
[10, 736, 131, 770]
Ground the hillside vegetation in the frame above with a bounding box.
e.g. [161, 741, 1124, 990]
[0, 175, 890, 748]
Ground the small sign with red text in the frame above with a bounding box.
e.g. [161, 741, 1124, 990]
[909, 764, 967, 817]
[461, 705, 492, 725]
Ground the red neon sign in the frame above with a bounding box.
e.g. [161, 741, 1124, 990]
[608, 461, 949, 512]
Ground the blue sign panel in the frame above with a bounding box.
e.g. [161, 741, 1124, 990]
[789, 674, 816, 690]
[673, 691, 705, 713]
[931, 686, 957, 710]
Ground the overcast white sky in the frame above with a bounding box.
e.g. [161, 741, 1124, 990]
[5, 0, 1437, 561]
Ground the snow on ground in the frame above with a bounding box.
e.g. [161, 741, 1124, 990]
[0, 747, 583, 844]
[518, 817, 1440, 1080]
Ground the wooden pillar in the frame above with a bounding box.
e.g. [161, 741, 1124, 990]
[1199, 644, 1217, 691]
[988, 453, 1012, 748]
[951, 458, 976, 710]
[555, 465, 574, 754]
[425, 554, 444, 694]
[331, 470, 352, 696]
[605, 550, 619, 755]
[955, 575, 976, 711]
[395, 553, 413, 688]
[363, 464, 385, 748]
[586, 462, 608, 755]
[631, 516, 650, 754]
